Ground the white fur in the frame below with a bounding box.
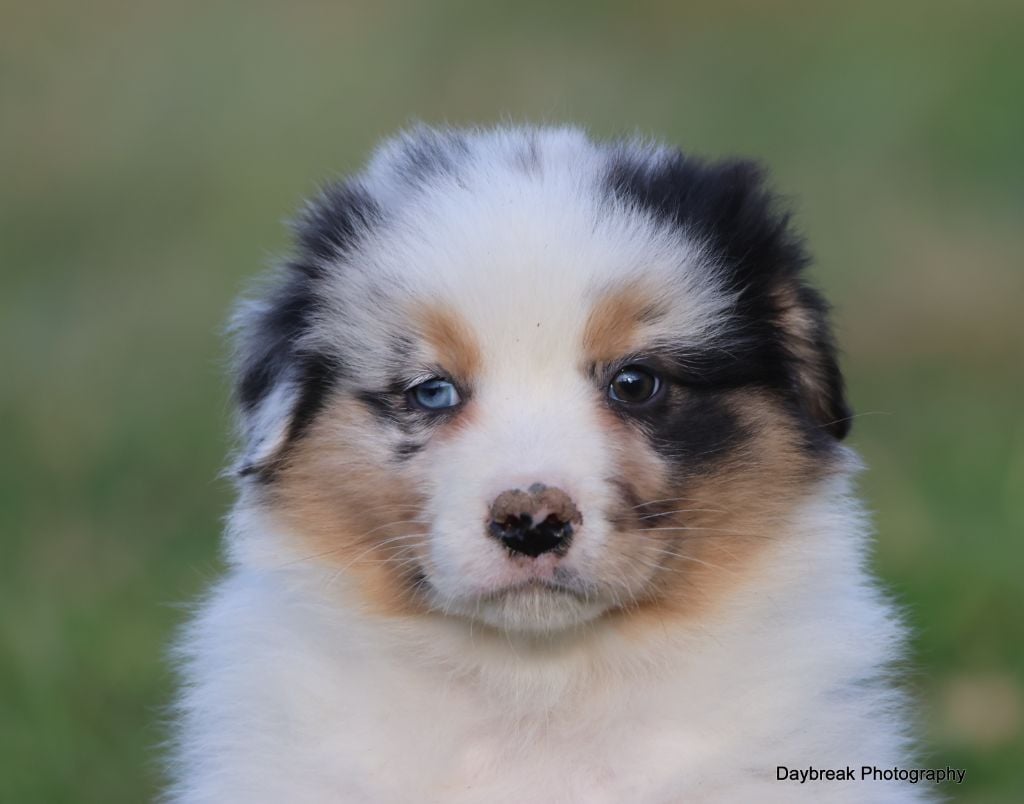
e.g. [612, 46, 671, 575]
[172, 476, 922, 802]
[170, 127, 924, 802]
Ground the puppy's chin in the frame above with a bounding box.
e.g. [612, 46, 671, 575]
[444, 584, 611, 635]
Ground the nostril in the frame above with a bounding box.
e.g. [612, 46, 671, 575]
[490, 515, 573, 558]
[487, 485, 581, 558]
[536, 513, 572, 541]
[488, 513, 533, 542]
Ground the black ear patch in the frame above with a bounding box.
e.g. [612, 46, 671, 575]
[236, 271, 317, 414]
[233, 181, 382, 478]
[606, 148, 851, 441]
[606, 154, 806, 288]
[294, 181, 382, 265]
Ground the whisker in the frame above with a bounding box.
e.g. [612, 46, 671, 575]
[635, 507, 727, 521]
[321, 535, 432, 594]
[334, 532, 430, 572]
[640, 546, 736, 575]
[276, 525, 429, 569]
[818, 410, 892, 430]
[635, 525, 746, 535]
[628, 496, 709, 511]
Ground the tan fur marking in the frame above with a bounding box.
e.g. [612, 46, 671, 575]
[269, 395, 429, 618]
[605, 389, 835, 635]
[772, 284, 834, 426]
[583, 283, 666, 364]
[596, 405, 670, 522]
[266, 304, 482, 618]
[414, 303, 483, 381]
[268, 375, 834, 633]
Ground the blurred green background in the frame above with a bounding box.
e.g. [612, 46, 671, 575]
[2, 1, 1021, 801]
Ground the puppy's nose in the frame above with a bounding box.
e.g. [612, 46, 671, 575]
[488, 483, 582, 557]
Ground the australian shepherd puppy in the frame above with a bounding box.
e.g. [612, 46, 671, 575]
[170, 126, 923, 802]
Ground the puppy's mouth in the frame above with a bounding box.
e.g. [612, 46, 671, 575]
[432, 571, 609, 634]
[477, 576, 589, 602]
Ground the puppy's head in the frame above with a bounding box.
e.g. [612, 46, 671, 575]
[232, 127, 851, 634]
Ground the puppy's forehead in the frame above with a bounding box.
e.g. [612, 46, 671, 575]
[316, 133, 731, 372]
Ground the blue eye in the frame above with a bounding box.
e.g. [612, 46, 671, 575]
[409, 378, 461, 411]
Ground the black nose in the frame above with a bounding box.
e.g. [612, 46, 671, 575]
[487, 484, 581, 557]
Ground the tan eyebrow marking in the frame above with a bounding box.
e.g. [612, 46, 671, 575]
[413, 302, 483, 381]
[583, 282, 667, 364]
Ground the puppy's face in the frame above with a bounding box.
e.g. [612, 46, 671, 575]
[235, 128, 850, 634]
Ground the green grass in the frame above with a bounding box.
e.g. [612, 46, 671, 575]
[2, 1, 1022, 800]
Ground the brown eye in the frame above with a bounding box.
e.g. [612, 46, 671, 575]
[608, 366, 661, 404]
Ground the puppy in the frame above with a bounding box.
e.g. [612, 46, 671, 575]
[170, 126, 924, 802]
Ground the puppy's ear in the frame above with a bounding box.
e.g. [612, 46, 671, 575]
[701, 162, 851, 440]
[688, 160, 850, 440]
[606, 150, 851, 440]
[231, 181, 380, 479]
[231, 273, 339, 479]
[772, 280, 852, 440]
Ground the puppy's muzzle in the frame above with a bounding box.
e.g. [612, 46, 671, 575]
[487, 483, 582, 557]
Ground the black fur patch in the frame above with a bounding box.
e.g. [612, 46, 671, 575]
[618, 386, 749, 471]
[357, 389, 402, 423]
[286, 352, 342, 444]
[235, 182, 384, 477]
[657, 345, 789, 391]
[394, 441, 425, 461]
[605, 149, 850, 441]
[237, 272, 317, 413]
[395, 129, 470, 185]
[357, 382, 462, 439]
[293, 181, 382, 264]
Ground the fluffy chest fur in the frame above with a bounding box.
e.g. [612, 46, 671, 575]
[170, 126, 924, 802]
[174, 485, 921, 803]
